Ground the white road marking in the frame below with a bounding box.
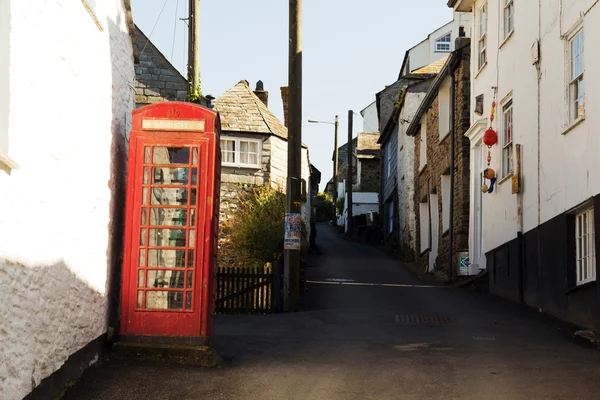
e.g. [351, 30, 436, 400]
[306, 280, 448, 289]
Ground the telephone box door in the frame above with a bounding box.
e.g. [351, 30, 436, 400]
[122, 137, 209, 337]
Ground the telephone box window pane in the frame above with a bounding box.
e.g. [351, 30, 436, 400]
[186, 292, 193, 310]
[187, 250, 194, 268]
[150, 188, 189, 206]
[139, 249, 146, 267]
[148, 229, 187, 247]
[191, 188, 197, 206]
[140, 228, 147, 245]
[146, 270, 185, 289]
[144, 147, 151, 163]
[187, 271, 193, 289]
[138, 270, 144, 287]
[191, 168, 198, 185]
[149, 208, 188, 227]
[146, 291, 184, 310]
[137, 291, 144, 308]
[148, 249, 186, 268]
[193, 148, 199, 165]
[153, 147, 190, 165]
[152, 167, 189, 186]
[142, 188, 149, 205]
[189, 210, 196, 226]
[141, 208, 148, 225]
[189, 229, 195, 247]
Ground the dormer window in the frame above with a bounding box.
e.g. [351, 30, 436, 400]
[435, 33, 452, 52]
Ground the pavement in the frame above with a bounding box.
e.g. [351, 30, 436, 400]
[64, 223, 600, 400]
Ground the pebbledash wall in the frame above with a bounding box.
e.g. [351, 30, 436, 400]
[0, 1, 135, 399]
[452, 0, 600, 330]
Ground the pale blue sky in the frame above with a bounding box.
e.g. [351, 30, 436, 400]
[131, 0, 453, 187]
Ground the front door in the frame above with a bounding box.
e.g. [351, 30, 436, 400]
[122, 138, 208, 337]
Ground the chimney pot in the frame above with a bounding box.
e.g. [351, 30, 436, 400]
[256, 80, 264, 91]
[253, 80, 269, 107]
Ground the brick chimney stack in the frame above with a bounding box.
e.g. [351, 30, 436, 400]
[254, 80, 269, 107]
[280, 86, 289, 127]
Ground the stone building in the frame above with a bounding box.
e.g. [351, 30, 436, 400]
[133, 25, 188, 108]
[355, 132, 380, 193]
[0, 1, 136, 399]
[405, 37, 471, 277]
[213, 80, 311, 266]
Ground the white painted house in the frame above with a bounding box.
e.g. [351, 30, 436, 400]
[0, 1, 135, 399]
[450, 0, 600, 330]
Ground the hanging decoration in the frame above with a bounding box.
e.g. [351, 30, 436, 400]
[482, 99, 498, 194]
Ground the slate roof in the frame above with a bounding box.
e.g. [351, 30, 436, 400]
[411, 56, 449, 75]
[213, 80, 288, 140]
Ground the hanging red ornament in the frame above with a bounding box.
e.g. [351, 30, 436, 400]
[483, 128, 498, 147]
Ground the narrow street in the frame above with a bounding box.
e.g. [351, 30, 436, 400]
[65, 224, 600, 399]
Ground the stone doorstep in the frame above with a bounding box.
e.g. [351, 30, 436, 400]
[111, 342, 222, 368]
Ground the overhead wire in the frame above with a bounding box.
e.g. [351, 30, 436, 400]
[171, 0, 179, 63]
[140, 0, 169, 57]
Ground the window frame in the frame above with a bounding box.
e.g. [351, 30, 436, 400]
[438, 79, 451, 141]
[478, 2, 488, 71]
[575, 207, 596, 286]
[419, 199, 430, 253]
[220, 137, 262, 169]
[501, 99, 514, 178]
[387, 201, 394, 234]
[441, 175, 451, 233]
[435, 32, 452, 53]
[503, 0, 514, 39]
[385, 144, 391, 179]
[568, 29, 585, 124]
[419, 117, 427, 172]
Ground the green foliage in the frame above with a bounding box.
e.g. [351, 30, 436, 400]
[336, 197, 345, 215]
[314, 192, 334, 222]
[186, 81, 203, 104]
[225, 185, 286, 268]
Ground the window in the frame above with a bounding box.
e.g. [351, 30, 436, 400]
[435, 33, 452, 52]
[569, 30, 584, 122]
[441, 175, 451, 232]
[419, 117, 427, 171]
[220, 137, 261, 168]
[419, 200, 430, 253]
[478, 3, 487, 70]
[502, 100, 513, 177]
[387, 201, 394, 234]
[503, 0, 514, 39]
[385, 144, 391, 178]
[575, 207, 595, 285]
[438, 80, 451, 140]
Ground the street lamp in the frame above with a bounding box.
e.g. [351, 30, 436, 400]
[308, 116, 339, 226]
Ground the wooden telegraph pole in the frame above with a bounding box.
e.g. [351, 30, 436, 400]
[188, 0, 201, 97]
[283, 0, 302, 312]
[332, 115, 339, 226]
[346, 110, 353, 237]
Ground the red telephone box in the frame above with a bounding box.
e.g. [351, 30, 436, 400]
[120, 102, 221, 345]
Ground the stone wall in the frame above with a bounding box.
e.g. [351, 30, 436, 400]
[414, 48, 471, 277]
[358, 158, 380, 192]
[0, 1, 134, 399]
[217, 182, 254, 268]
[134, 27, 187, 107]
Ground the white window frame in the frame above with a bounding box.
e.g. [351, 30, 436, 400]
[575, 207, 596, 285]
[385, 144, 391, 178]
[220, 137, 262, 168]
[435, 32, 452, 52]
[387, 201, 394, 234]
[501, 99, 513, 178]
[478, 3, 487, 70]
[419, 200, 430, 253]
[419, 117, 427, 172]
[441, 175, 451, 233]
[438, 79, 451, 140]
[503, 0, 514, 39]
[568, 28, 585, 123]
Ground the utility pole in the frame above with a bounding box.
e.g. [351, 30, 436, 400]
[332, 115, 339, 226]
[346, 110, 353, 238]
[283, 0, 302, 312]
[187, 0, 201, 97]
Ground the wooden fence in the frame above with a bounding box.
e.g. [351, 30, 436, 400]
[215, 266, 278, 315]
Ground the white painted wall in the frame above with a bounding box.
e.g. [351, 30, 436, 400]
[0, 0, 10, 162]
[461, 0, 599, 255]
[360, 101, 379, 133]
[0, 1, 134, 398]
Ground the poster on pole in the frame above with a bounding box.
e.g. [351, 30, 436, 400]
[284, 213, 302, 250]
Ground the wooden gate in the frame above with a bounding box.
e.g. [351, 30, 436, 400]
[215, 266, 278, 314]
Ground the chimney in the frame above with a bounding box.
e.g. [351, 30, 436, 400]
[280, 86, 289, 127]
[459, 26, 465, 37]
[254, 80, 269, 107]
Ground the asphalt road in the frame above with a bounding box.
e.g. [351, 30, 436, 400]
[64, 224, 600, 399]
